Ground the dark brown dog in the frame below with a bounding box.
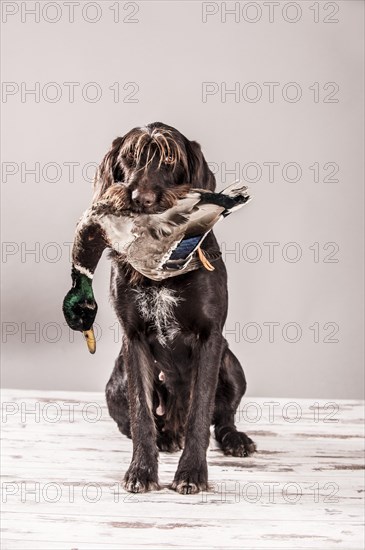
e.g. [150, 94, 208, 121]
[95, 122, 256, 494]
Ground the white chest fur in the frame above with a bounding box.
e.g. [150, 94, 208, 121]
[133, 287, 182, 346]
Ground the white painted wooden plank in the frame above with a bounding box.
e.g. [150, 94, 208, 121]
[1, 391, 364, 549]
[2, 512, 364, 549]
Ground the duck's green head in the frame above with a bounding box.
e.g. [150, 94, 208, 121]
[63, 267, 98, 353]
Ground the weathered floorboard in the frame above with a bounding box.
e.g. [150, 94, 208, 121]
[1, 390, 364, 549]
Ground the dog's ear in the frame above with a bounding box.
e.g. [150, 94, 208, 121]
[92, 137, 125, 202]
[185, 140, 216, 191]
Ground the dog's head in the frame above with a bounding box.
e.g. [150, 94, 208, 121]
[93, 122, 216, 213]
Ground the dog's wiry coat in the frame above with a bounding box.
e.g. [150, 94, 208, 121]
[99, 122, 256, 494]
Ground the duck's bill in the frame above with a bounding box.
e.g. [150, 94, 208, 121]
[83, 328, 96, 354]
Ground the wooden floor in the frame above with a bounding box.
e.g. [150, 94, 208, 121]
[1, 390, 364, 549]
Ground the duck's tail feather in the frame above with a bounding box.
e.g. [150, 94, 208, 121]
[220, 180, 251, 214]
[197, 181, 251, 214]
[220, 180, 250, 198]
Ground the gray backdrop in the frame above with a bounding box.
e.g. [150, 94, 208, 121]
[1, 0, 364, 398]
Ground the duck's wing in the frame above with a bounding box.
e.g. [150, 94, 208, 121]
[135, 192, 202, 240]
[127, 197, 226, 280]
[127, 183, 252, 281]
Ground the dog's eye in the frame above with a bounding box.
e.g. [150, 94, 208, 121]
[127, 150, 136, 162]
[164, 156, 175, 165]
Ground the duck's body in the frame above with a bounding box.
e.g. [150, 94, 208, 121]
[72, 181, 251, 281]
[63, 181, 251, 351]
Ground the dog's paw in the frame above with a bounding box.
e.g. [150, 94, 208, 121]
[157, 430, 183, 453]
[221, 430, 256, 457]
[123, 465, 160, 493]
[171, 478, 208, 495]
[171, 461, 208, 494]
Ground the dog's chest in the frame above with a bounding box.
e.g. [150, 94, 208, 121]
[133, 287, 181, 346]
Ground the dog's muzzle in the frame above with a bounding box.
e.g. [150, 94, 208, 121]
[131, 189, 156, 209]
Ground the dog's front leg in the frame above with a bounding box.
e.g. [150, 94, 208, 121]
[122, 336, 160, 493]
[172, 329, 223, 494]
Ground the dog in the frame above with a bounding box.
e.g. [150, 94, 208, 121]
[94, 122, 256, 494]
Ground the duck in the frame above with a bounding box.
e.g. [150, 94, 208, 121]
[63, 181, 251, 353]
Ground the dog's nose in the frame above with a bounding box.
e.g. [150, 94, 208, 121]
[131, 189, 156, 209]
